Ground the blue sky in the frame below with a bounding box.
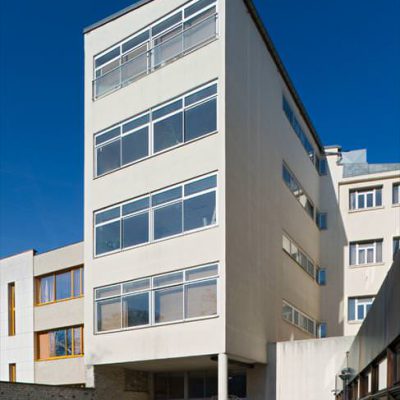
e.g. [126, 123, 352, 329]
[0, 0, 399, 258]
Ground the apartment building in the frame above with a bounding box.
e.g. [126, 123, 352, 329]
[321, 147, 400, 337]
[0, 242, 85, 385]
[83, 0, 331, 398]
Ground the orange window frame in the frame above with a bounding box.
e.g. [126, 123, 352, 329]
[35, 266, 84, 305]
[8, 283, 15, 336]
[36, 325, 84, 361]
[9, 363, 16, 382]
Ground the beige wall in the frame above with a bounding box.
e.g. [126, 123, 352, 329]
[35, 357, 85, 385]
[84, 0, 227, 375]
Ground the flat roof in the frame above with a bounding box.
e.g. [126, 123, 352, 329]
[83, 0, 325, 152]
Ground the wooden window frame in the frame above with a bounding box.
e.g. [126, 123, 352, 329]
[8, 282, 16, 336]
[9, 363, 16, 382]
[35, 266, 84, 306]
[36, 325, 84, 361]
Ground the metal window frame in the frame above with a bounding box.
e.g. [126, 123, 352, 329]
[282, 300, 318, 336]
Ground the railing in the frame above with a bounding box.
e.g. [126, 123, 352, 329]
[93, 13, 218, 99]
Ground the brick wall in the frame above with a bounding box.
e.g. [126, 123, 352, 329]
[0, 381, 96, 399]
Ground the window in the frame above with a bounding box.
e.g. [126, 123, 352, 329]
[36, 326, 83, 360]
[282, 234, 316, 280]
[349, 240, 383, 265]
[94, 173, 217, 256]
[349, 187, 382, 210]
[93, 0, 218, 98]
[36, 266, 84, 305]
[348, 297, 374, 322]
[282, 96, 324, 174]
[318, 322, 327, 338]
[9, 364, 16, 383]
[95, 82, 217, 177]
[282, 163, 315, 220]
[282, 301, 317, 336]
[393, 183, 400, 205]
[317, 211, 328, 230]
[95, 263, 218, 333]
[394, 237, 400, 258]
[317, 268, 326, 286]
[8, 282, 15, 336]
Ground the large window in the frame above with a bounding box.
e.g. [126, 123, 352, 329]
[93, 0, 218, 98]
[94, 173, 217, 256]
[393, 183, 400, 205]
[282, 96, 326, 175]
[36, 266, 84, 305]
[348, 297, 374, 322]
[349, 240, 383, 266]
[349, 187, 382, 210]
[282, 301, 317, 336]
[282, 163, 315, 220]
[95, 82, 217, 177]
[36, 326, 83, 360]
[95, 263, 218, 333]
[282, 234, 316, 279]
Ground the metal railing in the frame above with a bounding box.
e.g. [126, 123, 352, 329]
[93, 13, 218, 99]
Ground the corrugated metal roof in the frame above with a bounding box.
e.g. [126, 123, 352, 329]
[83, 0, 325, 152]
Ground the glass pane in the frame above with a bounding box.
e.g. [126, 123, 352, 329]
[74, 327, 82, 355]
[185, 98, 217, 141]
[123, 279, 150, 294]
[122, 197, 150, 216]
[55, 271, 72, 300]
[367, 248, 374, 264]
[153, 271, 183, 288]
[169, 373, 185, 400]
[121, 50, 148, 85]
[394, 185, 400, 204]
[153, 26, 183, 68]
[96, 140, 121, 176]
[73, 269, 81, 297]
[376, 189, 382, 206]
[183, 8, 216, 51]
[205, 373, 218, 398]
[97, 297, 122, 332]
[184, 175, 216, 196]
[366, 193, 373, 208]
[54, 329, 67, 357]
[188, 371, 205, 399]
[185, 280, 217, 318]
[185, 0, 215, 17]
[184, 192, 216, 231]
[154, 374, 169, 400]
[376, 241, 383, 263]
[154, 202, 183, 240]
[153, 112, 183, 153]
[282, 304, 292, 322]
[95, 67, 121, 98]
[39, 275, 54, 303]
[96, 126, 120, 145]
[95, 207, 120, 225]
[282, 235, 291, 253]
[153, 100, 182, 120]
[394, 238, 400, 256]
[122, 31, 150, 53]
[185, 84, 217, 106]
[152, 187, 182, 206]
[350, 192, 356, 210]
[122, 127, 149, 165]
[95, 47, 120, 68]
[290, 243, 299, 262]
[350, 244, 356, 265]
[357, 304, 365, 320]
[152, 13, 182, 36]
[154, 286, 183, 323]
[122, 292, 149, 327]
[122, 114, 150, 133]
[96, 221, 121, 255]
[96, 285, 121, 299]
[358, 194, 365, 209]
[185, 264, 218, 281]
[67, 328, 73, 356]
[122, 212, 149, 248]
[358, 249, 366, 265]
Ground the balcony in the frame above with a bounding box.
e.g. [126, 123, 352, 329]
[93, 13, 218, 100]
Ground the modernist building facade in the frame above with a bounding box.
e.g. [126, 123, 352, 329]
[0, 0, 398, 398]
[0, 242, 85, 386]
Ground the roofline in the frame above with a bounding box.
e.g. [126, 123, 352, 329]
[34, 240, 84, 257]
[83, 0, 325, 152]
[0, 249, 36, 261]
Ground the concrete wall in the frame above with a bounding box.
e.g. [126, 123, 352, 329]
[34, 357, 85, 385]
[274, 336, 354, 400]
[84, 0, 227, 377]
[224, 0, 322, 364]
[0, 381, 95, 400]
[0, 251, 35, 383]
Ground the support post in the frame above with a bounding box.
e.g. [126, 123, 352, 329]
[218, 353, 228, 400]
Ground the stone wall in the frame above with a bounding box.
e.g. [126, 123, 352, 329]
[0, 381, 96, 399]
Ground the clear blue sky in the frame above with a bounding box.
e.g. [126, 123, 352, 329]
[0, 0, 399, 258]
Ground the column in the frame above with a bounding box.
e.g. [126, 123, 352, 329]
[218, 353, 228, 400]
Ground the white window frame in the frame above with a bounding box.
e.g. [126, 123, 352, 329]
[94, 263, 219, 334]
[94, 172, 218, 257]
[393, 183, 400, 205]
[348, 297, 374, 322]
[350, 240, 383, 266]
[349, 187, 382, 211]
[282, 300, 317, 336]
[94, 81, 218, 178]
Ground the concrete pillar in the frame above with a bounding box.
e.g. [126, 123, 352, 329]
[218, 353, 228, 400]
